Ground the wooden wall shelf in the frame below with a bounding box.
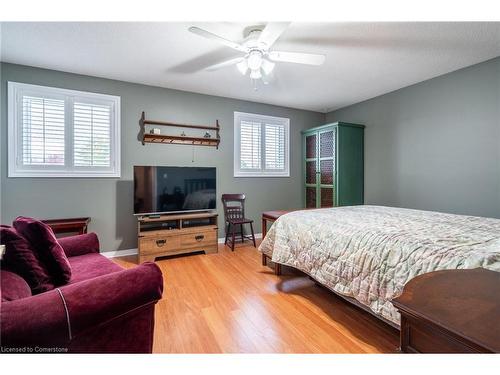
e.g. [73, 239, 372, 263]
[140, 111, 220, 149]
[143, 133, 220, 147]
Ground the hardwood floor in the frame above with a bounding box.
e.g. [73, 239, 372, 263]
[113, 241, 399, 353]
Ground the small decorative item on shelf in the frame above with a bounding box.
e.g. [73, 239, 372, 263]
[150, 128, 161, 135]
[204, 132, 212, 138]
[181, 131, 186, 137]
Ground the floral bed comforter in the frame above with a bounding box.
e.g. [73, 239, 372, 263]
[258, 205, 500, 324]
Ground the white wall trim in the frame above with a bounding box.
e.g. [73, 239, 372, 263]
[101, 248, 138, 258]
[101, 233, 263, 258]
[217, 232, 263, 244]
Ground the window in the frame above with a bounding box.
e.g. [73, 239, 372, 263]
[8, 82, 120, 177]
[234, 112, 289, 177]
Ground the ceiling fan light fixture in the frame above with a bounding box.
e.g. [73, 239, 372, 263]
[261, 58, 275, 75]
[236, 59, 248, 75]
[247, 51, 263, 70]
[189, 23, 326, 88]
[249, 69, 262, 80]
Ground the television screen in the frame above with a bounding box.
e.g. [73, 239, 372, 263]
[134, 166, 216, 215]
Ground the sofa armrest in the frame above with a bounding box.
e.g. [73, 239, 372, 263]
[58, 232, 100, 257]
[60, 262, 163, 338]
[1, 289, 70, 347]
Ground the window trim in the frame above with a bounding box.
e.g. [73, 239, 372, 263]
[233, 111, 290, 178]
[8, 82, 121, 178]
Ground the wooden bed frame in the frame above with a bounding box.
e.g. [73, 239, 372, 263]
[261, 210, 399, 330]
[308, 272, 399, 329]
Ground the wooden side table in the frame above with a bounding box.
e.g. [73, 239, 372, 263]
[392, 268, 500, 353]
[42, 217, 91, 236]
[261, 210, 292, 275]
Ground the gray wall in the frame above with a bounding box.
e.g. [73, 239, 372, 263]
[3, 56, 498, 253]
[0, 63, 325, 251]
[327, 57, 500, 218]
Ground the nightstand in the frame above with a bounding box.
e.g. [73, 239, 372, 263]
[261, 210, 292, 275]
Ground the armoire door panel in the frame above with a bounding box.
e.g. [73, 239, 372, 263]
[305, 187, 317, 208]
[305, 134, 317, 159]
[319, 130, 335, 158]
[306, 161, 317, 184]
[320, 159, 334, 185]
[320, 188, 334, 208]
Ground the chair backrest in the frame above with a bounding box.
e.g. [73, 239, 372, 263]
[221, 194, 246, 222]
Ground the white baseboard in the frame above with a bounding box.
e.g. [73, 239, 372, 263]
[101, 248, 138, 258]
[217, 232, 262, 244]
[102, 233, 262, 258]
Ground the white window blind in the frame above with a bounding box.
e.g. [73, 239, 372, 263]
[74, 102, 112, 167]
[265, 123, 285, 170]
[240, 120, 261, 170]
[234, 112, 290, 177]
[22, 95, 65, 166]
[8, 82, 121, 178]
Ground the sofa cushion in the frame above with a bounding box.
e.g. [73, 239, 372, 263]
[68, 253, 123, 284]
[0, 225, 55, 294]
[1, 270, 32, 302]
[58, 233, 100, 257]
[14, 217, 72, 285]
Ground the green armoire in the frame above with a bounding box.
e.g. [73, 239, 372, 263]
[302, 122, 365, 208]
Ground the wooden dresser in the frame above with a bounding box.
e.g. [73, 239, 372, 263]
[137, 212, 218, 263]
[392, 268, 500, 353]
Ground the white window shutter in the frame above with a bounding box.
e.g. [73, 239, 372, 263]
[234, 111, 289, 177]
[8, 82, 120, 178]
[239, 120, 262, 170]
[265, 123, 285, 170]
[22, 95, 65, 165]
[74, 102, 112, 167]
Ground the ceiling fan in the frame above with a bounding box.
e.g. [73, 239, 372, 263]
[188, 23, 326, 86]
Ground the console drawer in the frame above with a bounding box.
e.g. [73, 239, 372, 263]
[139, 236, 180, 255]
[180, 230, 216, 248]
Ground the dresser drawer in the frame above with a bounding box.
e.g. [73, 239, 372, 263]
[180, 230, 216, 249]
[401, 315, 481, 353]
[139, 236, 180, 255]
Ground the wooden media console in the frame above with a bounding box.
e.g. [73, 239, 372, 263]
[137, 211, 218, 263]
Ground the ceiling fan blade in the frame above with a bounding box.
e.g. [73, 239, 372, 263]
[258, 22, 290, 49]
[205, 57, 244, 71]
[268, 51, 326, 65]
[189, 26, 249, 53]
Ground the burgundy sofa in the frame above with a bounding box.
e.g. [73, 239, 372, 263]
[1, 231, 163, 353]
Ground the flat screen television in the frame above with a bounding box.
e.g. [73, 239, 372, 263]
[134, 166, 216, 215]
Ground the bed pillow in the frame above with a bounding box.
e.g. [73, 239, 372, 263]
[1, 269, 33, 302]
[0, 225, 55, 294]
[13, 217, 72, 285]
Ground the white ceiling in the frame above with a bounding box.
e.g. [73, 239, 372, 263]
[1, 22, 499, 112]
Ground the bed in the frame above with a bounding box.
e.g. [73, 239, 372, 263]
[258, 205, 500, 326]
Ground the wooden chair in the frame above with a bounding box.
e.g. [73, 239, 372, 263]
[221, 194, 256, 251]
